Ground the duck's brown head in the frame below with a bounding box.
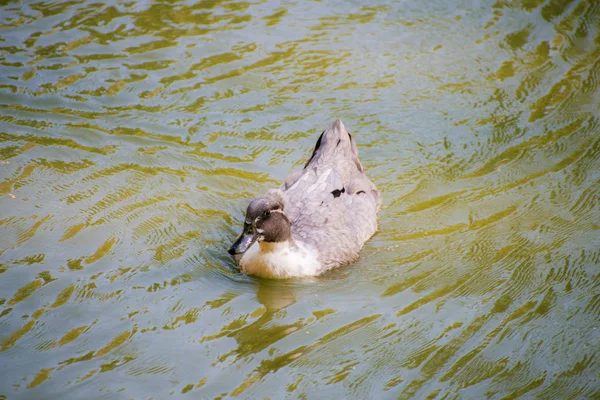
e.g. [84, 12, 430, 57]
[228, 190, 291, 257]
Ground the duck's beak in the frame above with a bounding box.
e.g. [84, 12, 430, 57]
[228, 222, 257, 258]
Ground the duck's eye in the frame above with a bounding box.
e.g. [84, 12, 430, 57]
[264, 210, 271, 218]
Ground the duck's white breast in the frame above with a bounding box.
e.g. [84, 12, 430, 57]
[240, 241, 320, 279]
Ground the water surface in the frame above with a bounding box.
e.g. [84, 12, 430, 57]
[1, 0, 599, 398]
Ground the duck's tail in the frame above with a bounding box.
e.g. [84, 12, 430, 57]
[304, 119, 363, 172]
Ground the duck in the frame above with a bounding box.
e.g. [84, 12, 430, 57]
[228, 119, 380, 279]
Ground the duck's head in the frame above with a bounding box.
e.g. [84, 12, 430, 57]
[228, 190, 291, 258]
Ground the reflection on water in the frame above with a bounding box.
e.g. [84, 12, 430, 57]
[1, 0, 599, 398]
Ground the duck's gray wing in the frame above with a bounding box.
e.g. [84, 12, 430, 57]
[281, 120, 364, 192]
[284, 167, 378, 271]
[280, 169, 304, 191]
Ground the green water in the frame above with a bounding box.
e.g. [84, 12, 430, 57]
[1, 0, 599, 398]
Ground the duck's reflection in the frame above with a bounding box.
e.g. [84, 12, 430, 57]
[256, 279, 298, 311]
[220, 280, 312, 362]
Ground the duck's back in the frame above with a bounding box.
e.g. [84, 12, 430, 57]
[281, 120, 380, 272]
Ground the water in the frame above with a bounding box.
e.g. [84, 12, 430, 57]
[1, 0, 599, 398]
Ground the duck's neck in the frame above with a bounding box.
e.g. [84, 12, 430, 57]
[258, 239, 295, 253]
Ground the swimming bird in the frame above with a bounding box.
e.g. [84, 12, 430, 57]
[228, 119, 380, 279]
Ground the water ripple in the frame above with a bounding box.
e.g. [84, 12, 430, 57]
[1, 0, 599, 398]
